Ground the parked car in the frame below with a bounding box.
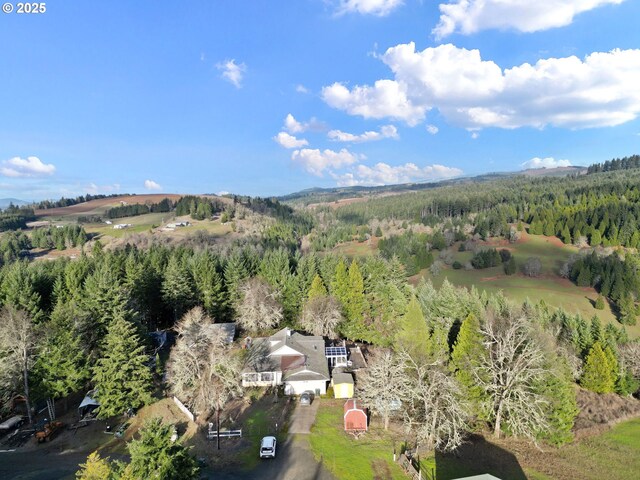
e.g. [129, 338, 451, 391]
[300, 392, 312, 406]
[260, 436, 277, 458]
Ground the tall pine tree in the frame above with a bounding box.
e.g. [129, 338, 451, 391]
[580, 341, 617, 393]
[92, 312, 153, 418]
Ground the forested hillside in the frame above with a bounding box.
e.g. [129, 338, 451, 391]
[1, 166, 639, 478]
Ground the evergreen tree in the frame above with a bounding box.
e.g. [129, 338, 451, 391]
[395, 296, 429, 358]
[122, 418, 199, 480]
[590, 229, 602, 247]
[76, 451, 114, 480]
[450, 314, 488, 419]
[331, 259, 349, 304]
[223, 250, 249, 313]
[580, 342, 616, 393]
[35, 302, 90, 408]
[190, 252, 225, 319]
[504, 256, 517, 275]
[162, 255, 195, 322]
[595, 295, 605, 310]
[339, 260, 367, 339]
[561, 225, 572, 244]
[307, 274, 328, 300]
[92, 313, 153, 418]
[536, 357, 578, 446]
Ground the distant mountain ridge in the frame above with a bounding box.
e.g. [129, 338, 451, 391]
[0, 198, 29, 209]
[279, 166, 587, 204]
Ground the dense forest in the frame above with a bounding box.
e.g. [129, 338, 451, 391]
[105, 198, 175, 219]
[1, 161, 640, 475]
[0, 205, 36, 232]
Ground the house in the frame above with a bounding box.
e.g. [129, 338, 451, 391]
[113, 223, 132, 230]
[242, 328, 330, 395]
[344, 399, 367, 432]
[331, 372, 354, 399]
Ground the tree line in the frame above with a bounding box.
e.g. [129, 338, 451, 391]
[105, 198, 175, 219]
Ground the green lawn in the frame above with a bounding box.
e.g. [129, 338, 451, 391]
[424, 233, 640, 339]
[308, 401, 406, 480]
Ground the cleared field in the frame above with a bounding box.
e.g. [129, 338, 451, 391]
[83, 212, 172, 238]
[35, 194, 184, 217]
[332, 239, 378, 257]
[423, 233, 640, 338]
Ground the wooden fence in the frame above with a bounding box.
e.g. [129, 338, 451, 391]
[397, 453, 435, 480]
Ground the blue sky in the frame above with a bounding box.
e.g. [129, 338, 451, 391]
[1, 0, 639, 200]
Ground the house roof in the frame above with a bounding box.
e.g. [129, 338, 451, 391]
[344, 398, 365, 414]
[333, 373, 354, 385]
[453, 476, 502, 480]
[244, 328, 329, 380]
[211, 322, 236, 344]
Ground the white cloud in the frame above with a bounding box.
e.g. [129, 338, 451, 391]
[291, 148, 362, 176]
[323, 43, 640, 130]
[331, 162, 463, 186]
[471, 132, 479, 139]
[434, 0, 625, 39]
[283, 114, 325, 133]
[1, 156, 55, 178]
[296, 84, 309, 94]
[521, 157, 572, 169]
[273, 132, 309, 149]
[86, 182, 120, 194]
[322, 80, 427, 126]
[328, 124, 399, 143]
[426, 124, 439, 135]
[216, 59, 246, 88]
[144, 179, 162, 191]
[336, 0, 404, 16]
[217, 190, 230, 196]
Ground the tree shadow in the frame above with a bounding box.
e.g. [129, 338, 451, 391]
[434, 434, 527, 480]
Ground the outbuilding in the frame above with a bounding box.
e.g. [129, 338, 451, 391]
[332, 372, 354, 399]
[343, 399, 367, 432]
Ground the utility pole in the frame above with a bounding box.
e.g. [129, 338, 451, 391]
[217, 407, 220, 450]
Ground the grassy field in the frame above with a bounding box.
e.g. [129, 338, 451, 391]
[423, 233, 640, 339]
[83, 212, 173, 238]
[308, 401, 406, 480]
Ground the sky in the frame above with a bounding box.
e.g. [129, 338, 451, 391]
[1, 0, 639, 200]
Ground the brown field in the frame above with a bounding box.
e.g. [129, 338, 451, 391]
[35, 194, 185, 216]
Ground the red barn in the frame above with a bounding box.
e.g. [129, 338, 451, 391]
[343, 399, 368, 432]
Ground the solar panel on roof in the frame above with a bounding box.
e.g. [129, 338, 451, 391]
[325, 346, 347, 357]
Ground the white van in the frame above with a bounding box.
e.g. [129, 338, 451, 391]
[259, 436, 277, 459]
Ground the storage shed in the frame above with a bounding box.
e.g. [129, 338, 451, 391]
[344, 399, 367, 432]
[332, 372, 354, 399]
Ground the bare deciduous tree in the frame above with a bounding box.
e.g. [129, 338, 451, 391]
[166, 307, 242, 417]
[522, 257, 542, 277]
[619, 342, 640, 380]
[402, 351, 469, 452]
[0, 306, 39, 424]
[299, 295, 343, 339]
[357, 350, 408, 431]
[236, 278, 283, 332]
[476, 315, 548, 439]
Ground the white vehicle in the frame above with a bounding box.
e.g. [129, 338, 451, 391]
[259, 436, 277, 459]
[0, 415, 24, 432]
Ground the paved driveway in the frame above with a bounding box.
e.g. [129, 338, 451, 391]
[210, 435, 335, 480]
[288, 401, 319, 434]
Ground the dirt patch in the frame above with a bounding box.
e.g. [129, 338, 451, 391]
[371, 458, 393, 479]
[573, 388, 640, 439]
[35, 194, 185, 216]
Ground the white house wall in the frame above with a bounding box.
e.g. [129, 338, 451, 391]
[284, 380, 327, 396]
